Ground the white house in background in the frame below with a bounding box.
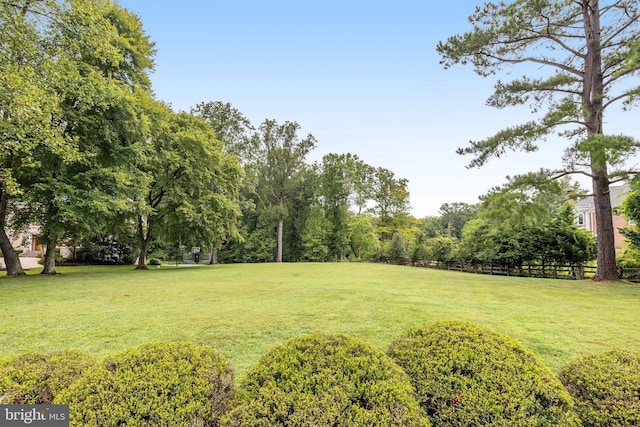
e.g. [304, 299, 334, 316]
[8, 224, 43, 256]
[6, 225, 72, 259]
[575, 184, 631, 251]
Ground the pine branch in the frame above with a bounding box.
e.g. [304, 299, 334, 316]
[603, 88, 640, 110]
[552, 169, 594, 180]
[477, 50, 583, 77]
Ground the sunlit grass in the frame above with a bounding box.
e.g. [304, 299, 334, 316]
[1, 263, 639, 379]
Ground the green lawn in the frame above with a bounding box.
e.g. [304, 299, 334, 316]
[1, 263, 639, 380]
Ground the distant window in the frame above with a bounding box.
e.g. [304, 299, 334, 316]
[33, 235, 42, 251]
[577, 214, 584, 226]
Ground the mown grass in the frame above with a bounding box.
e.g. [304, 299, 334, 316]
[1, 263, 639, 380]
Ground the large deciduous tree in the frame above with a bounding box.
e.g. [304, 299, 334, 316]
[134, 106, 241, 269]
[191, 101, 252, 263]
[0, 0, 71, 276]
[437, 0, 640, 280]
[31, 0, 155, 274]
[318, 153, 375, 260]
[191, 101, 255, 160]
[370, 167, 411, 237]
[1, 0, 148, 275]
[478, 170, 582, 229]
[247, 119, 316, 262]
[438, 202, 478, 239]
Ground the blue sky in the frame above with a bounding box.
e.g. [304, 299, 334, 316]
[117, 0, 635, 217]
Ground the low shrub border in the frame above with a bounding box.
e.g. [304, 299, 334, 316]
[387, 321, 580, 426]
[55, 342, 235, 427]
[222, 332, 430, 426]
[0, 350, 96, 404]
[558, 350, 640, 426]
[4, 329, 636, 426]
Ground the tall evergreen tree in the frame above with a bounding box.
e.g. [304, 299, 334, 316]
[438, 0, 640, 280]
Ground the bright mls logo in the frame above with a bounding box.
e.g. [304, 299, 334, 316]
[1, 405, 69, 426]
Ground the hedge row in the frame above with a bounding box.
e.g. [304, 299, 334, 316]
[1, 323, 638, 426]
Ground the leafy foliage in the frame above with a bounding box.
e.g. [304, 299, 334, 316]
[438, 203, 478, 239]
[192, 101, 255, 159]
[223, 333, 429, 426]
[478, 171, 581, 229]
[246, 119, 317, 262]
[559, 350, 640, 427]
[387, 321, 579, 426]
[348, 213, 380, 260]
[455, 173, 595, 267]
[301, 205, 331, 261]
[426, 236, 457, 264]
[385, 230, 409, 262]
[0, 350, 96, 404]
[133, 107, 242, 269]
[56, 342, 235, 427]
[621, 179, 640, 261]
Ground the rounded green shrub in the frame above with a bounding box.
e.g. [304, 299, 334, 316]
[222, 333, 430, 426]
[0, 349, 96, 404]
[558, 350, 640, 426]
[387, 321, 579, 426]
[56, 342, 235, 427]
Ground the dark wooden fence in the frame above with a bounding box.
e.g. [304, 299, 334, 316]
[617, 266, 640, 283]
[381, 258, 640, 282]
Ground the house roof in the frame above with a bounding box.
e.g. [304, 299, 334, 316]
[575, 184, 630, 211]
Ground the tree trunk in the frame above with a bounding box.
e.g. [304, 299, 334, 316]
[209, 248, 218, 264]
[0, 189, 25, 276]
[592, 171, 617, 280]
[136, 215, 149, 270]
[40, 242, 57, 275]
[136, 242, 149, 270]
[275, 198, 284, 263]
[583, 0, 618, 281]
[0, 227, 24, 277]
[276, 215, 284, 263]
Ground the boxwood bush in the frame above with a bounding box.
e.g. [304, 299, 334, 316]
[0, 350, 96, 404]
[558, 350, 640, 426]
[387, 321, 579, 426]
[222, 333, 430, 426]
[56, 342, 235, 427]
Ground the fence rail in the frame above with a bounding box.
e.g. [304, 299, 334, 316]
[381, 259, 640, 282]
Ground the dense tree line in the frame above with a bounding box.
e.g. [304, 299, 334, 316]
[1, 1, 611, 275]
[409, 172, 596, 268]
[0, 1, 415, 273]
[191, 102, 415, 264]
